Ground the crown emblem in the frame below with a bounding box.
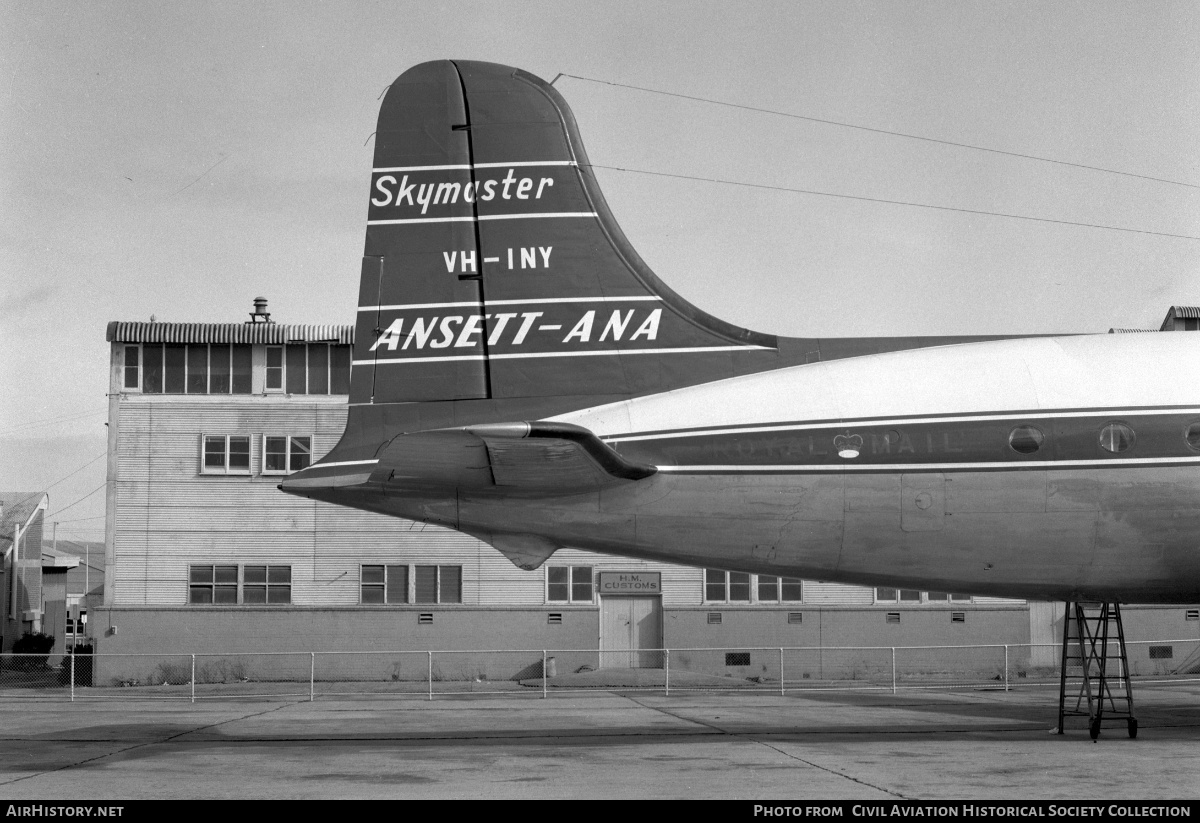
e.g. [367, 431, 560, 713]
[834, 433, 863, 459]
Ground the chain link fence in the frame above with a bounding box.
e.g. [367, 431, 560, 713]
[0, 639, 1196, 701]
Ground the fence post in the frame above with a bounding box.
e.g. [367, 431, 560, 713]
[427, 651, 433, 702]
[891, 647, 897, 695]
[1004, 645, 1009, 693]
[310, 652, 315, 702]
[664, 648, 670, 697]
[70, 650, 75, 702]
[780, 647, 785, 697]
[191, 654, 196, 704]
[542, 650, 547, 699]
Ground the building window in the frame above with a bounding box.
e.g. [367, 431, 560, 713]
[547, 566, 593, 603]
[414, 565, 462, 604]
[123, 345, 140, 390]
[201, 435, 251, 474]
[757, 575, 803, 603]
[876, 589, 970, 604]
[272, 344, 352, 395]
[262, 436, 312, 474]
[266, 346, 284, 390]
[243, 565, 292, 604]
[361, 565, 408, 604]
[139, 344, 252, 394]
[705, 569, 751, 603]
[189, 565, 239, 604]
[189, 564, 291, 605]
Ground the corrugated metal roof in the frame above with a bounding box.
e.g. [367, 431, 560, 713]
[0, 492, 47, 553]
[1167, 306, 1200, 319]
[106, 322, 354, 344]
[1107, 328, 1157, 333]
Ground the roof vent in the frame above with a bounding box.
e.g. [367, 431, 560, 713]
[247, 296, 273, 324]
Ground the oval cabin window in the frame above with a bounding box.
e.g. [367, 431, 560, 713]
[1099, 422, 1135, 453]
[1008, 426, 1044, 454]
[1185, 422, 1200, 452]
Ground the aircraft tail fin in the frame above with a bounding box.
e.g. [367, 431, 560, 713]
[351, 60, 778, 407]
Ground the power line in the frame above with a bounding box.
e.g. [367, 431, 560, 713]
[0, 408, 106, 438]
[46, 483, 106, 520]
[46, 452, 108, 491]
[559, 74, 1200, 191]
[587, 163, 1200, 242]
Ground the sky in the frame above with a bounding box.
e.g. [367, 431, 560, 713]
[2, 0, 1198, 535]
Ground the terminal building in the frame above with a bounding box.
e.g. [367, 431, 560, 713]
[90, 302, 1200, 680]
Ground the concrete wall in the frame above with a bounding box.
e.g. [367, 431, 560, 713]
[88, 602, 1199, 687]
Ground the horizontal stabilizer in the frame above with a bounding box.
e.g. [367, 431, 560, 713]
[373, 421, 655, 495]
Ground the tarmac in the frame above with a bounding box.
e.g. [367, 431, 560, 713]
[1, 678, 1198, 800]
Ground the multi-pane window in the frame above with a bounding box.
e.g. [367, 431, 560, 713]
[242, 566, 292, 604]
[756, 575, 803, 603]
[876, 589, 970, 604]
[189, 565, 239, 604]
[189, 564, 291, 604]
[123, 345, 140, 390]
[201, 435, 251, 474]
[266, 347, 284, 390]
[262, 436, 312, 474]
[547, 566, 593, 603]
[276, 344, 351, 395]
[414, 565, 462, 604]
[705, 569, 751, 603]
[360, 565, 409, 604]
[141, 344, 252, 394]
[131, 342, 347, 394]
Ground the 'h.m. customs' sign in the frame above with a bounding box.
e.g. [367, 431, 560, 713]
[598, 572, 662, 596]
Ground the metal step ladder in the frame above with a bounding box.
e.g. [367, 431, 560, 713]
[1056, 601, 1137, 739]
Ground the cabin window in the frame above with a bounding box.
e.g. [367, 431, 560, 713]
[1007, 425, 1044, 454]
[1099, 422, 1135, 453]
[1185, 423, 1200, 452]
[201, 435, 251, 475]
[361, 565, 408, 604]
[547, 565, 593, 603]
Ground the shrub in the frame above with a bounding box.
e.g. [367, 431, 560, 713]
[12, 632, 56, 671]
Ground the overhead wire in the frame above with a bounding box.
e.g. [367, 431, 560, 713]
[45, 451, 108, 491]
[0, 408, 106, 437]
[558, 74, 1200, 191]
[46, 483, 106, 520]
[586, 163, 1200, 242]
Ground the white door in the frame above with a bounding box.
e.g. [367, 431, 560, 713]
[600, 596, 662, 668]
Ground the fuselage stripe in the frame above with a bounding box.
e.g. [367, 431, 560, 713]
[373, 161, 577, 172]
[367, 212, 596, 226]
[307, 459, 380, 469]
[605, 408, 1200, 443]
[355, 345, 773, 366]
[654, 456, 1200, 473]
[356, 296, 661, 312]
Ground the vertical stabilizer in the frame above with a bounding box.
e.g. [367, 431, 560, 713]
[352, 60, 779, 407]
